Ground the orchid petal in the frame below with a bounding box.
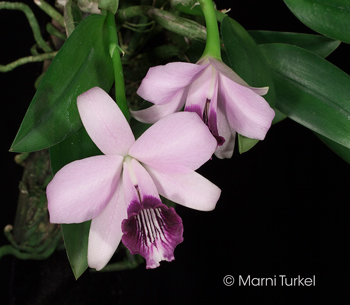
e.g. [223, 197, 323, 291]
[145, 166, 221, 211]
[122, 196, 183, 269]
[129, 112, 217, 173]
[209, 57, 269, 96]
[207, 71, 225, 146]
[219, 73, 275, 140]
[77, 87, 135, 155]
[122, 160, 140, 208]
[136, 62, 207, 105]
[88, 181, 127, 271]
[130, 91, 185, 124]
[47, 155, 123, 224]
[214, 98, 236, 159]
[184, 65, 212, 118]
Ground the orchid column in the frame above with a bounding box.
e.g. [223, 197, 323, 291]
[132, 0, 275, 158]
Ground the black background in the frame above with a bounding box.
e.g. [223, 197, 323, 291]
[0, 1, 348, 304]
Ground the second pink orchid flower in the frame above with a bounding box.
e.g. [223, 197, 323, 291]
[132, 56, 275, 158]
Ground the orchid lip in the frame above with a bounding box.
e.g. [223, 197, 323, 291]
[122, 195, 184, 269]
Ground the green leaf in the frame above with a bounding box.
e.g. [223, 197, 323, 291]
[221, 17, 276, 153]
[315, 132, 350, 165]
[259, 43, 350, 149]
[49, 128, 101, 175]
[272, 108, 288, 125]
[49, 125, 101, 279]
[11, 13, 114, 153]
[61, 222, 91, 280]
[248, 30, 340, 58]
[284, 0, 350, 44]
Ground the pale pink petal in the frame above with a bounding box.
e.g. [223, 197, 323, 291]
[130, 90, 186, 124]
[77, 87, 135, 156]
[145, 165, 221, 211]
[47, 155, 123, 224]
[88, 181, 127, 271]
[137, 62, 207, 105]
[184, 65, 212, 118]
[129, 112, 217, 173]
[219, 73, 275, 140]
[214, 98, 236, 159]
[209, 57, 269, 96]
[122, 160, 140, 207]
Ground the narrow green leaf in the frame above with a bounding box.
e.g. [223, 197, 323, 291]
[221, 17, 276, 153]
[248, 30, 340, 58]
[11, 13, 114, 153]
[260, 43, 350, 149]
[49, 126, 101, 279]
[284, 0, 350, 44]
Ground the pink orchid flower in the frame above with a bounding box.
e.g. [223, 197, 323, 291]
[47, 87, 221, 270]
[131, 56, 275, 159]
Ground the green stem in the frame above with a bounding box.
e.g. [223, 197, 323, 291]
[198, 0, 222, 60]
[46, 23, 67, 41]
[63, 0, 83, 37]
[0, 231, 61, 260]
[34, 0, 65, 28]
[116, 5, 151, 20]
[107, 11, 130, 121]
[0, 2, 52, 53]
[0, 51, 58, 72]
[116, 6, 207, 42]
[30, 44, 40, 56]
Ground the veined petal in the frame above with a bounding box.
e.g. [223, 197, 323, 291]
[122, 195, 183, 269]
[130, 90, 186, 124]
[219, 73, 275, 140]
[145, 166, 221, 211]
[88, 181, 127, 271]
[129, 112, 217, 173]
[209, 57, 269, 96]
[137, 62, 207, 105]
[77, 87, 135, 156]
[47, 155, 123, 223]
